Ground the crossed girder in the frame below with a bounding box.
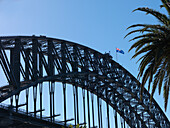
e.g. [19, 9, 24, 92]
[0, 36, 169, 128]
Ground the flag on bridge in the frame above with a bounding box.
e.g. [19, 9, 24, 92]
[116, 48, 124, 54]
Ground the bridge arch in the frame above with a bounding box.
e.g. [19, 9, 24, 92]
[0, 36, 169, 128]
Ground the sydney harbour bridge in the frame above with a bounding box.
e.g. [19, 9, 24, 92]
[0, 36, 169, 128]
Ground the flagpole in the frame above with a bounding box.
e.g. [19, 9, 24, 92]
[116, 47, 118, 62]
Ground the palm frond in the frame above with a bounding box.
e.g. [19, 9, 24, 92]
[129, 33, 165, 42]
[131, 45, 155, 59]
[164, 82, 169, 111]
[128, 38, 154, 52]
[161, 0, 170, 15]
[126, 0, 170, 111]
[150, 77, 158, 101]
[138, 55, 155, 79]
[133, 7, 170, 26]
[140, 64, 151, 95]
[126, 24, 169, 32]
[124, 29, 152, 38]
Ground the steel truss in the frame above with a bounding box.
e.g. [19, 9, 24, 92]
[0, 36, 169, 128]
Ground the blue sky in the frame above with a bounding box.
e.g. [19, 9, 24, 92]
[0, 0, 169, 125]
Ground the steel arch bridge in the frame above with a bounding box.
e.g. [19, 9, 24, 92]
[0, 36, 169, 128]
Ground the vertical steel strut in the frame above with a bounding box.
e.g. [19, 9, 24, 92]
[39, 84, 43, 119]
[61, 42, 67, 127]
[33, 86, 37, 117]
[114, 110, 118, 128]
[52, 82, 55, 121]
[106, 84, 110, 128]
[91, 92, 95, 127]
[97, 87, 101, 128]
[76, 86, 79, 124]
[25, 49, 30, 115]
[99, 98, 103, 128]
[121, 117, 123, 128]
[49, 82, 53, 122]
[73, 45, 79, 125]
[32, 39, 38, 117]
[13, 39, 21, 88]
[82, 87, 86, 125]
[87, 86, 91, 128]
[73, 85, 77, 126]
[39, 48, 43, 119]
[63, 82, 67, 127]
[26, 89, 29, 115]
[15, 94, 19, 112]
[10, 96, 13, 107]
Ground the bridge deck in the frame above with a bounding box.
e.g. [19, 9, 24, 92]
[0, 103, 68, 128]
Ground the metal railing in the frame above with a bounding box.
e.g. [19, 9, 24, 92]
[0, 103, 72, 127]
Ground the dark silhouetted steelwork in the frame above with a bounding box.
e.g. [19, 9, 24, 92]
[0, 36, 169, 128]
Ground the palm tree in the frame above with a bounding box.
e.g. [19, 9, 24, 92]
[125, 0, 170, 111]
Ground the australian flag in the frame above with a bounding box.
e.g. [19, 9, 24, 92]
[116, 48, 124, 54]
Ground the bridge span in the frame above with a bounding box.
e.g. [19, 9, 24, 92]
[0, 36, 169, 128]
